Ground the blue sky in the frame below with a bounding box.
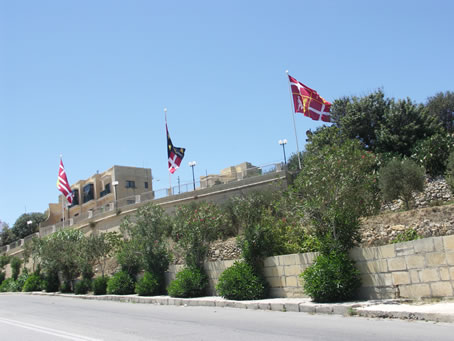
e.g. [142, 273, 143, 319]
[1, 0, 453, 226]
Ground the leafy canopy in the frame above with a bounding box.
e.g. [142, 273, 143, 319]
[12, 212, 46, 240]
[379, 158, 426, 210]
[119, 203, 171, 288]
[293, 138, 380, 252]
[330, 89, 442, 157]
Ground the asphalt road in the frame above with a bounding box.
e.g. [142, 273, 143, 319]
[0, 294, 453, 341]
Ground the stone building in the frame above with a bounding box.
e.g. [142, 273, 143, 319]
[42, 165, 152, 227]
[199, 162, 262, 189]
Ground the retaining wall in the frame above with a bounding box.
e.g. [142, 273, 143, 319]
[166, 235, 454, 300]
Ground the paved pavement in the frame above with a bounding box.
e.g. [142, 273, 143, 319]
[17, 292, 454, 323]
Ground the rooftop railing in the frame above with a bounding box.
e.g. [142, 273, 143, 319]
[2, 162, 286, 254]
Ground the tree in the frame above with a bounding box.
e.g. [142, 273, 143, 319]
[0, 224, 16, 246]
[172, 202, 227, 269]
[84, 232, 121, 278]
[411, 133, 454, 177]
[331, 90, 442, 158]
[426, 91, 454, 133]
[11, 212, 46, 240]
[293, 139, 380, 252]
[22, 237, 42, 273]
[39, 229, 85, 290]
[376, 98, 441, 156]
[379, 158, 425, 210]
[75, 232, 122, 280]
[330, 89, 390, 151]
[446, 151, 454, 193]
[120, 203, 172, 290]
[10, 257, 22, 280]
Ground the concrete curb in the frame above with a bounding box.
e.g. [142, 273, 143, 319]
[12, 292, 454, 323]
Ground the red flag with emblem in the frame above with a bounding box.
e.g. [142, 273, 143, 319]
[57, 158, 73, 204]
[288, 75, 331, 122]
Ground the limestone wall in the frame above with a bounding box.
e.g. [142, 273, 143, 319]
[166, 236, 454, 300]
[352, 235, 454, 300]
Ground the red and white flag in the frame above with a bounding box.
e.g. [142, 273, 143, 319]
[57, 158, 73, 204]
[288, 75, 331, 122]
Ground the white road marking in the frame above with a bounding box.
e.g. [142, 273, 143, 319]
[0, 317, 103, 341]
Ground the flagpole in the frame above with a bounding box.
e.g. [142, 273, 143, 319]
[285, 70, 302, 170]
[60, 155, 65, 228]
[165, 108, 172, 195]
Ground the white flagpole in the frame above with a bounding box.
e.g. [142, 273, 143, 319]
[285, 70, 302, 170]
[165, 108, 172, 195]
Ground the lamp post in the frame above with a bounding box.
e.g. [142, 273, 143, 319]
[27, 220, 33, 234]
[278, 139, 288, 164]
[188, 161, 197, 191]
[112, 181, 119, 209]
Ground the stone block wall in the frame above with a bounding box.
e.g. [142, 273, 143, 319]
[351, 235, 454, 299]
[165, 236, 454, 300]
[166, 253, 316, 298]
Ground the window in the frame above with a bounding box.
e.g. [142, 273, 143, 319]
[70, 189, 79, 206]
[126, 199, 135, 205]
[144, 181, 149, 189]
[100, 183, 111, 197]
[83, 183, 94, 203]
[125, 180, 136, 188]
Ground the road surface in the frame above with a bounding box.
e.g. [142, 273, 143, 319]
[0, 294, 452, 340]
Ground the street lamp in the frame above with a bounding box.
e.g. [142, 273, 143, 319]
[278, 139, 288, 164]
[26, 220, 33, 236]
[112, 181, 119, 209]
[188, 161, 197, 191]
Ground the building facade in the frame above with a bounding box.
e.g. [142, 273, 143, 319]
[199, 162, 262, 189]
[42, 165, 152, 227]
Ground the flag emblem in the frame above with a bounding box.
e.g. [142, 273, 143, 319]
[288, 75, 331, 122]
[57, 158, 73, 204]
[167, 125, 185, 174]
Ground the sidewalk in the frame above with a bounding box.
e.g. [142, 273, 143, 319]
[18, 292, 454, 323]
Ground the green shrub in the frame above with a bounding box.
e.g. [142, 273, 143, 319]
[0, 278, 17, 292]
[411, 133, 453, 177]
[15, 272, 29, 292]
[172, 203, 224, 269]
[293, 139, 380, 253]
[227, 192, 276, 235]
[93, 276, 109, 295]
[216, 261, 267, 300]
[391, 229, 422, 243]
[10, 257, 22, 281]
[74, 278, 92, 295]
[0, 255, 10, 269]
[60, 281, 72, 293]
[167, 267, 207, 298]
[135, 272, 159, 296]
[379, 158, 425, 210]
[107, 271, 135, 295]
[237, 221, 278, 272]
[120, 204, 171, 292]
[300, 251, 361, 303]
[446, 151, 454, 193]
[0, 272, 5, 285]
[44, 270, 60, 292]
[116, 239, 143, 278]
[22, 274, 43, 292]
